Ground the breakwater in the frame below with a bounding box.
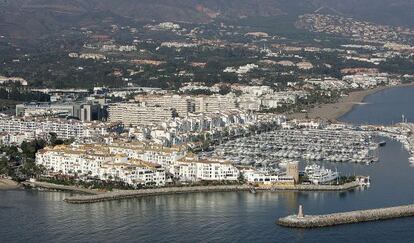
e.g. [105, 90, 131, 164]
[260, 181, 360, 191]
[23, 181, 102, 195]
[64, 181, 362, 204]
[64, 185, 251, 204]
[278, 204, 414, 228]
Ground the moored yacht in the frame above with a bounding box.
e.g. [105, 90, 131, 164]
[304, 164, 339, 185]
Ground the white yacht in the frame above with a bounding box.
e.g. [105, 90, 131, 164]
[304, 164, 339, 185]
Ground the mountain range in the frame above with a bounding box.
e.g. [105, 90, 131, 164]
[1, 0, 413, 40]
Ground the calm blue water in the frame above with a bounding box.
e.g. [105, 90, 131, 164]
[1, 87, 414, 242]
[341, 86, 414, 125]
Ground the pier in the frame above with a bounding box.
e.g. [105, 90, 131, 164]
[278, 204, 414, 228]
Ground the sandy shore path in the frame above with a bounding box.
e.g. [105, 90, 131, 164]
[0, 178, 20, 190]
[289, 83, 414, 121]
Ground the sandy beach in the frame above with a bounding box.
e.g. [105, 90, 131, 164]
[0, 178, 20, 190]
[289, 83, 414, 121]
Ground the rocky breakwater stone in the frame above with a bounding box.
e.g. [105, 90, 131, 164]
[64, 185, 251, 204]
[278, 205, 414, 228]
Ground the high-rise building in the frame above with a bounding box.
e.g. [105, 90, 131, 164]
[108, 103, 174, 127]
[135, 94, 195, 117]
[16, 101, 105, 122]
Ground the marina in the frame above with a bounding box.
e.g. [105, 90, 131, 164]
[2, 86, 414, 242]
[374, 123, 414, 167]
[204, 126, 380, 167]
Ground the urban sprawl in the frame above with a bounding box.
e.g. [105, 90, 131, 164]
[1, 15, 414, 190]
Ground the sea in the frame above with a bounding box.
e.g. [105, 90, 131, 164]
[1, 86, 414, 242]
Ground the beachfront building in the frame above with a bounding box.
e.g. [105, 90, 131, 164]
[171, 155, 239, 182]
[35, 144, 166, 187]
[98, 160, 165, 187]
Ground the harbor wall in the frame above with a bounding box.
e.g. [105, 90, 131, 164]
[257, 181, 360, 191]
[23, 181, 102, 195]
[64, 185, 251, 204]
[278, 204, 414, 228]
[61, 181, 361, 204]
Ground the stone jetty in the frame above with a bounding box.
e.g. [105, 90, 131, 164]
[64, 181, 361, 204]
[260, 181, 360, 191]
[23, 181, 103, 195]
[64, 185, 251, 204]
[278, 204, 414, 228]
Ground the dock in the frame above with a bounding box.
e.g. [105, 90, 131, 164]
[278, 204, 414, 228]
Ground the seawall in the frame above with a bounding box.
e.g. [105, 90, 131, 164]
[23, 181, 102, 195]
[63, 181, 361, 204]
[278, 204, 414, 228]
[259, 181, 360, 191]
[64, 185, 251, 204]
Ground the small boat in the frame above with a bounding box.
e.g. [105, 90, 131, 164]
[378, 141, 387, 147]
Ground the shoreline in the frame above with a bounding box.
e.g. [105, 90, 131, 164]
[63, 185, 251, 204]
[0, 178, 21, 190]
[5, 176, 365, 203]
[62, 181, 361, 204]
[22, 181, 104, 195]
[288, 83, 414, 121]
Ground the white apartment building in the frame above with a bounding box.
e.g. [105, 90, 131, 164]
[171, 155, 239, 182]
[238, 95, 262, 111]
[107, 141, 186, 168]
[79, 53, 106, 60]
[224, 64, 258, 74]
[194, 94, 237, 113]
[99, 160, 165, 187]
[16, 102, 76, 117]
[0, 132, 35, 145]
[135, 94, 239, 115]
[36, 144, 166, 187]
[0, 115, 115, 140]
[135, 94, 195, 117]
[108, 103, 174, 127]
[342, 74, 389, 88]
